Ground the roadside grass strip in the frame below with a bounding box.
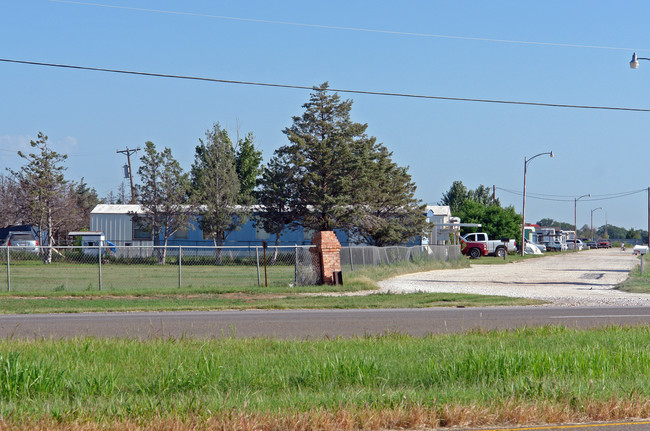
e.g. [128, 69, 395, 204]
[1, 326, 650, 429]
[616, 261, 650, 293]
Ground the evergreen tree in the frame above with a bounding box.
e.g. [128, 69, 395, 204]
[9, 132, 68, 263]
[257, 154, 298, 245]
[350, 144, 426, 246]
[277, 82, 367, 232]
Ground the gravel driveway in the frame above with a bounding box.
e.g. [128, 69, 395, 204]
[378, 248, 648, 307]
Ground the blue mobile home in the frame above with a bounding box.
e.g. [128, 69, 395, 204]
[89, 204, 353, 247]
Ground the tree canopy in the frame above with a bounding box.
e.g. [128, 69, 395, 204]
[261, 82, 424, 245]
[136, 141, 194, 263]
[191, 123, 249, 248]
[9, 132, 69, 262]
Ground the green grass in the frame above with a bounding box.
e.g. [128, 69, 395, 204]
[1, 325, 650, 425]
[0, 292, 541, 314]
[616, 258, 650, 293]
[0, 261, 295, 291]
[0, 256, 538, 313]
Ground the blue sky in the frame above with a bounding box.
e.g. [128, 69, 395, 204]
[3, 0, 650, 231]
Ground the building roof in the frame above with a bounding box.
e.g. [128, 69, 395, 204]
[91, 204, 143, 214]
[425, 205, 451, 217]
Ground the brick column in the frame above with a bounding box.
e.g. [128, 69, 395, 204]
[311, 231, 342, 285]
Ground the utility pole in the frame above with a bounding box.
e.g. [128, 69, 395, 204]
[116, 147, 140, 204]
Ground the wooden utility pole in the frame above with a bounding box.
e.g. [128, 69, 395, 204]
[116, 147, 140, 204]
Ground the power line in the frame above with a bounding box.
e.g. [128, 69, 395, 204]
[49, 0, 650, 53]
[3, 58, 650, 112]
[496, 187, 647, 202]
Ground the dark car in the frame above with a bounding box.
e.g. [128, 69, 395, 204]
[586, 240, 597, 249]
[597, 239, 611, 248]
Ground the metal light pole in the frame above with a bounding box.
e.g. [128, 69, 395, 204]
[574, 194, 591, 246]
[590, 207, 602, 241]
[629, 55, 650, 246]
[522, 151, 554, 256]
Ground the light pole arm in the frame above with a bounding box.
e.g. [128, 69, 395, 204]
[630, 52, 650, 69]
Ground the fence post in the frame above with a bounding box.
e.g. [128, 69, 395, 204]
[256, 246, 261, 287]
[294, 244, 298, 285]
[6, 247, 10, 292]
[349, 247, 354, 272]
[98, 244, 102, 291]
[178, 245, 182, 289]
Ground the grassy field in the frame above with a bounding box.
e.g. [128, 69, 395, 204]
[0, 257, 546, 313]
[0, 261, 295, 291]
[2, 326, 650, 429]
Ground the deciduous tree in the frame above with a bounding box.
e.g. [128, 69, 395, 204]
[191, 124, 248, 262]
[136, 141, 194, 264]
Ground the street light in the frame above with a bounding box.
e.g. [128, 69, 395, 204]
[630, 52, 650, 69]
[590, 207, 602, 241]
[522, 151, 554, 256]
[574, 194, 591, 247]
[630, 57, 650, 245]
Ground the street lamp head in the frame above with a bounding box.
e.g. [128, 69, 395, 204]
[631, 52, 640, 69]
[550, 151, 554, 158]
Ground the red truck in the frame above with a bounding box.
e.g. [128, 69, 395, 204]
[460, 237, 488, 259]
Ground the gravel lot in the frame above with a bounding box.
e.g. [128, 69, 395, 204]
[378, 248, 649, 307]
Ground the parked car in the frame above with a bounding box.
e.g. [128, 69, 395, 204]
[597, 239, 611, 248]
[462, 232, 517, 258]
[524, 238, 546, 253]
[3, 231, 39, 253]
[547, 240, 567, 252]
[586, 240, 597, 249]
[566, 239, 584, 251]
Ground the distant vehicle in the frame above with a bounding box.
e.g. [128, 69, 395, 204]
[524, 238, 546, 252]
[547, 240, 567, 252]
[459, 237, 488, 259]
[462, 232, 517, 258]
[586, 240, 597, 249]
[566, 239, 584, 251]
[3, 231, 39, 253]
[597, 239, 612, 248]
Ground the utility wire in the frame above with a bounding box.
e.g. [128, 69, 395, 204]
[49, 0, 650, 53]
[496, 187, 646, 202]
[3, 58, 650, 112]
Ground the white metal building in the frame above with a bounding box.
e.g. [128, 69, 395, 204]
[89, 204, 152, 246]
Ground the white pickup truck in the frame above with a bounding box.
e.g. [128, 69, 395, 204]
[462, 232, 517, 258]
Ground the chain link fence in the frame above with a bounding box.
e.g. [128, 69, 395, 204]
[340, 244, 460, 271]
[0, 245, 320, 292]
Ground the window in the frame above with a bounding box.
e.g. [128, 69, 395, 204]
[132, 217, 152, 240]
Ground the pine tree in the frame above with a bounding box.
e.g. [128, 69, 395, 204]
[10, 132, 68, 263]
[277, 82, 373, 232]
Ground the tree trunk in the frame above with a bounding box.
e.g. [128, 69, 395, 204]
[213, 236, 223, 266]
[271, 235, 280, 265]
[158, 237, 168, 265]
[44, 207, 53, 264]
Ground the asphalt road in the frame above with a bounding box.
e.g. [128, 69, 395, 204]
[2, 306, 650, 339]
